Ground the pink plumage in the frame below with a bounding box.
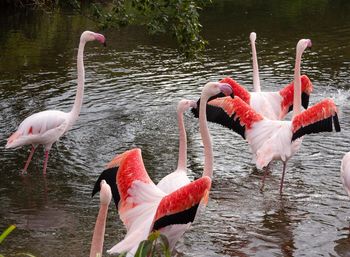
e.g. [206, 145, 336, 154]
[6, 31, 106, 175]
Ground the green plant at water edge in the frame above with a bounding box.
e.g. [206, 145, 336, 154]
[91, 0, 211, 58]
[0, 225, 16, 244]
[118, 231, 171, 257]
[0, 225, 37, 257]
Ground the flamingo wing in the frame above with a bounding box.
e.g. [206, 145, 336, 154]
[191, 77, 250, 132]
[152, 176, 211, 231]
[207, 96, 264, 139]
[279, 75, 313, 116]
[291, 98, 340, 141]
[92, 148, 157, 209]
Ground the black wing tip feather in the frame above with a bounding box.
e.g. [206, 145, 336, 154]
[302, 92, 310, 110]
[92, 166, 120, 207]
[333, 113, 341, 132]
[191, 93, 246, 139]
[292, 114, 341, 141]
[152, 204, 199, 231]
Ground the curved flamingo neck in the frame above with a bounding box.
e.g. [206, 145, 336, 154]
[176, 110, 187, 171]
[89, 203, 108, 257]
[292, 47, 303, 118]
[70, 40, 86, 123]
[251, 36, 261, 92]
[199, 92, 213, 178]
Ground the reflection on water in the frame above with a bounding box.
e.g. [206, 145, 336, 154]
[1, 0, 350, 256]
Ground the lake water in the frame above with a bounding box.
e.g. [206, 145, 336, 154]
[1, 1, 350, 256]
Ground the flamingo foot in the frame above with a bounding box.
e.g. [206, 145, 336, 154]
[43, 150, 49, 176]
[22, 146, 36, 175]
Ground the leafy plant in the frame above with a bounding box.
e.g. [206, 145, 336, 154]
[91, 0, 212, 58]
[118, 231, 171, 257]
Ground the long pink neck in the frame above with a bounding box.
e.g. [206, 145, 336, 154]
[292, 47, 303, 118]
[176, 110, 187, 171]
[251, 39, 261, 92]
[199, 93, 213, 178]
[89, 203, 108, 257]
[70, 40, 86, 123]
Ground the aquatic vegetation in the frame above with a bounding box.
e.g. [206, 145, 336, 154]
[118, 231, 171, 257]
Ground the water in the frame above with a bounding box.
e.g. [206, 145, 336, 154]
[1, 1, 350, 256]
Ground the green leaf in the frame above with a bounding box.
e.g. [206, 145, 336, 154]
[0, 225, 16, 244]
[134, 239, 153, 257]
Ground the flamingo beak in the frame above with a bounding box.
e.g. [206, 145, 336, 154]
[94, 33, 106, 47]
[219, 83, 233, 96]
[190, 100, 197, 109]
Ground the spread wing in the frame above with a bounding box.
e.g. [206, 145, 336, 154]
[207, 96, 264, 139]
[291, 98, 340, 141]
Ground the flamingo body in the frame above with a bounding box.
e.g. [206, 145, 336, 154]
[341, 152, 350, 197]
[6, 110, 70, 149]
[6, 31, 106, 174]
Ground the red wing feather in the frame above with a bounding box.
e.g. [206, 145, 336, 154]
[291, 98, 340, 141]
[154, 176, 211, 222]
[208, 96, 263, 129]
[107, 148, 153, 203]
[220, 77, 251, 104]
[279, 75, 313, 112]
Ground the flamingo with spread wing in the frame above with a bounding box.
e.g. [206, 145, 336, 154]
[92, 82, 232, 255]
[208, 39, 341, 193]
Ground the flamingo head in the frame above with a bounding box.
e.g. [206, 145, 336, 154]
[297, 39, 312, 54]
[81, 31, 106, 46]
[202, 82, 233, 99]
[99, 180, 112, 205]
[177, 99, 197, 113]
[250, 32, 256, 43]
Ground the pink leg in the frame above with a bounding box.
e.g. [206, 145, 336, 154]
[279, 162, 287, 194]
[43, 150, 50, 176]
[260, 164, 270, 191]
[22, 146, 36, 175]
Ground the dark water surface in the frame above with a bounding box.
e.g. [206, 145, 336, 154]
[1, 1, 350, 256]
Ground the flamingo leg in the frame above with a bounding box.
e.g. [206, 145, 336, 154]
[279, 161, 287, 194]
[260, 164, 270, 191]
[43, 150, 50, 175]
[22, 146, 36, 175]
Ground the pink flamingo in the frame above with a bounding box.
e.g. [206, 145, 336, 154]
[192, 34, 313, 121]
[341, 153, 350, 197]
[208, 39, 341, 193]
[89, 180, 112, 257]
[157, 99, 197, 194]
[5, 31, 106, 175]
[92, 82, 232, 255]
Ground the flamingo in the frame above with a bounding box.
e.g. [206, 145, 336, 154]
[91, 82, 233, 255]
[156, 99, 197, 194]
[90, 180, 112, 257]
[341, 153, 350, 197]
[192, 34, 313, 121]
[207, 39, 341, 193]
[5, 31, 106, 175]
